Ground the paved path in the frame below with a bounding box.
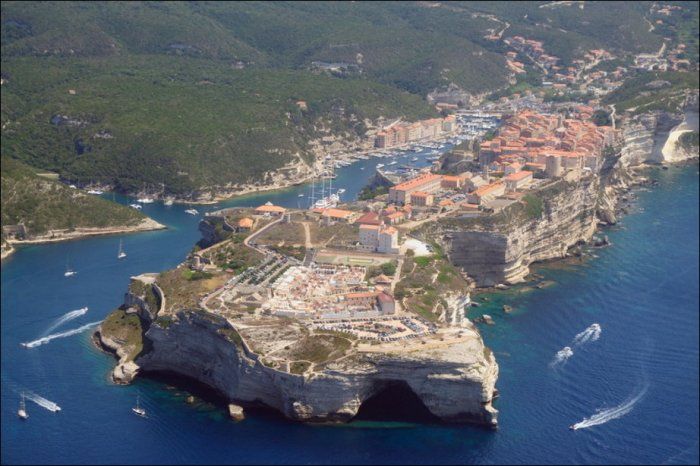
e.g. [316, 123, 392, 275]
[301, 222, 313, 248]
[244, 216, 283, 253]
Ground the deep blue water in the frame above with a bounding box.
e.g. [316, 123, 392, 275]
[2, 160, 698, 465]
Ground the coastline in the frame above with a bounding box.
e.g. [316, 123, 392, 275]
[469, 159, 698, 303]
[2, 218, 166, 260]
[118, 131, 460, 205]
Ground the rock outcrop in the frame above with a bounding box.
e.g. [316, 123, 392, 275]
[432, 176, 599, 286]
[99, 304, 499, 427]
[619, 93, 699, 166]
[134, 311, 498, 426]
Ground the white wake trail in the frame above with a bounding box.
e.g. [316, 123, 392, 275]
[573, 323, 601, 345]
[43, 307, 89, 336]
[571, 384, 648, 430]
[549, 346, 574, 368]
[24, 391, 62, 412]
[22, 321, 100, 348]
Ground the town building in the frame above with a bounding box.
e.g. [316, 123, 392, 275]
[388, 173, 442, 204]
[467, 181, 506, 205]
[358, 224, 399, 254]
[410, 191, 434, 206]
[255, 203, 287, 216]
[504, 170, 533, 192]
[320, 208, 358, 223]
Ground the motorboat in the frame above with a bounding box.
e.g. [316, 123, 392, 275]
[64, 259, 77, 277]
[129, 204, 143, 210]
[137, 198, 154, 204]
[87, 189, 104, 195]
[185, 208, 199, 216]
[18, 393, 28, 420]
[163, 198, 174, 206]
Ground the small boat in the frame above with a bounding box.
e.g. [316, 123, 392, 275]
[185, 208, 199, 216]
[337, 188, 346, 194]
[376, 163, 384, 168]
[137, 198, 154, 204]
[163, 198, 174, 206]
[87, 189, 104, 195]
[569, 424, 576, 430]
[18, 393, 28, 420]
[298, 194, 304, 197]
[64, 259, 76, 277]
[132, 395, 146, 417]
[118, 240, 127, 260]
[388, 161, 397, 165]
[360, 167, 365, 170]
[129, 203, 142, 210]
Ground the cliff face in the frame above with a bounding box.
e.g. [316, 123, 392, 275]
[439, 177, 599, 286]
[117, 310, 498, 426]
[620, 93, 699, 166]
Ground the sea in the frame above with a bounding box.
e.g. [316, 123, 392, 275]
[1, 149, 698, 464]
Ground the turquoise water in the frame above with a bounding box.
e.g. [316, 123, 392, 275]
[2, 161, 698, 464]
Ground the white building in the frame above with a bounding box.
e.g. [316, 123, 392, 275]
[359, 225, 399, 254]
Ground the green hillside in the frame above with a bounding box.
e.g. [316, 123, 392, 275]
[1, 157, 146, 237]
[0, 1, 681, 198]
[603, 71, 699, 115]
[2, 55, 435, 196]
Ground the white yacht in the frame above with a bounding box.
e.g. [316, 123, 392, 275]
[313, 192, 340, 209]
[129, 203, 143, 210]
[185, 208, 199, 216]
[118, 240, 127, 260]
[18, 393, 28, 420]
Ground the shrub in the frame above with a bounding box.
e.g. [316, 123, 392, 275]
[523, 194, 544, 219]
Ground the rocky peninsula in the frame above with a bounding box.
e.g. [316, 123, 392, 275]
[95, 93, 697, 429]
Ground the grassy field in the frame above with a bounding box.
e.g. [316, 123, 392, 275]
[395, 248, 469, 322]
[201, 236, 264, 273]
[288, 334, 352, 364]
[100, 309, 144, 361]
[254, 222, 305, 246]
[156, 267, 230, 314]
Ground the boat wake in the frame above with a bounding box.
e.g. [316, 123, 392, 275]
[24, 391, 62, 412]
[570, 384, 648, 431]
[573, 323, 602, 345]
[549, 346, 574, 368]
[43, 307, 89, 336]
[22, 321, 100, 348]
